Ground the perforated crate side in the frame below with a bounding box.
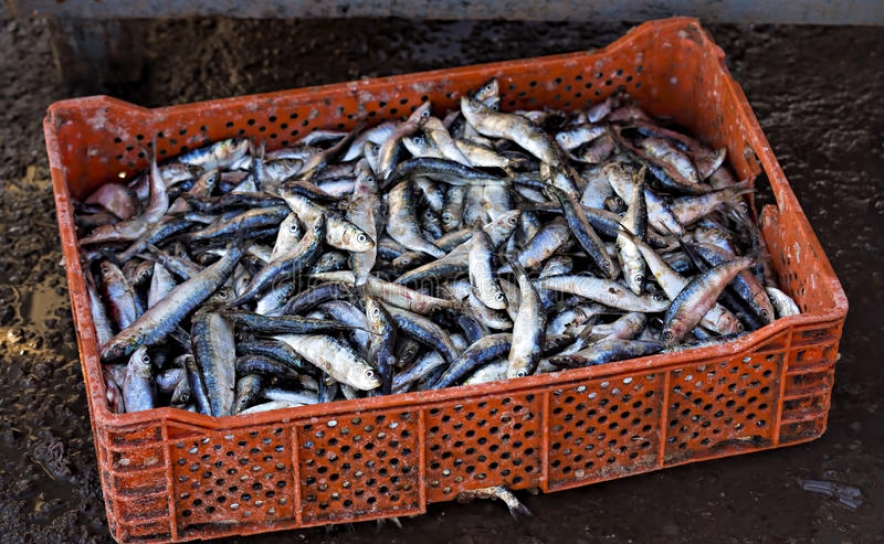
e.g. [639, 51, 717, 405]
[424, 392, 544, 501]
[759, 199, 844, 447]
[98, 423, 171, 543]
[545, 371, 665, 491]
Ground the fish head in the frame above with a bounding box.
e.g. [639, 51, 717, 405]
[753, 292, 775, 324]
[103, 370, 125, 413]
[280, 213, 303, 238]
[364, 297, 385, 327]
[460, 96, 487, 119]
[506, 363, 531, 380]
[349, 365, 382, 391]
[130, 345, 151, 368]
[626, 273, 645, 295]
[340, 224, 375, 253]
[219, 138, 250, 162]
[661, 321, 687, 345]
[501, 209, 522, 229]
[715, 311, 744, 335]
[101, 334, 140, 362]
[208, 286, 234, 306]
[475, 78, 499, 103]
[408, 101, 433, 123]
[308, 213, 327, 237]
[485, 210, 522, 242]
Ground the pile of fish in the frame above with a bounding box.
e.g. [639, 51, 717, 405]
[74, 80, 801, 416]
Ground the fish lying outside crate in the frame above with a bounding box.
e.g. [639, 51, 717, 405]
[44, 17, 847, 544]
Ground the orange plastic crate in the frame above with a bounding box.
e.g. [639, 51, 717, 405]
[44, 17, 847, 544]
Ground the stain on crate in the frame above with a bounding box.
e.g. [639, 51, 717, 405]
[424, 393, 542, 502]
[778, 415, 828, 445]
[547, 373, 664, 491]
[296, 410, 422, 524]
[169, 425, 295, 533]
[664, 354, 781, 464]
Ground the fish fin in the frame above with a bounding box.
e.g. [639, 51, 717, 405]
[505, 256, 528, 279]
[677, 239, 711, 272]
[575, 316, 603, 343]
[633, 163, 648, 184]
[168, 326, 191, 350]
[509, 501, 533, 520]
[738, 247, 762, 266]
[143, 243, 163, 256]
[615, 222, 639, 240]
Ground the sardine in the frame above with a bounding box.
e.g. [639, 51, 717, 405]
[122, 346, 154, 412]
[101, 242, 243, 361]
[274, 334, 380, 391]
[233, 374, 263, 415]
[469, 226, 507, 310]
[431, 333, 512, 389]
[387, 181, 445, 258]
[365, 297, 397, 394]
[507, 260, 545, 378]
[192, 311, 236, 417]
[226, 213, 325, 306]
[535, 275, 670, 313]
[662, 256, 755, 344]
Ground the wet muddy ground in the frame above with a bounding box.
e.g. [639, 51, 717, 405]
[0, 10, 882, 544]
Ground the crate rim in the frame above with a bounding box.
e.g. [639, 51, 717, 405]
[44, 17, 694, 123]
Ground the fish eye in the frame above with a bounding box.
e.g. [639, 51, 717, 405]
[661, 330, 674, 342]
[216, 289, 229, 299]
[141, 354, 150, 364]
[634, 274, 644, 284]
[508, 216, 518, 226]
[760, 309, 771, 319]
[288, 223, 299, 232]
[357, 233, 368, 243]
[441, 213, 453, 224]
[653, 294, 664, 301]
[371, 307, 380, 317]
[420, 109, 431, 118]
[517, 370, 528, 378]
[495, 292, 506, 301]
[365, 369, 374, 378]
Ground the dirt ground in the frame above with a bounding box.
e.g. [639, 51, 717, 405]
[0, 10, 882, 544]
